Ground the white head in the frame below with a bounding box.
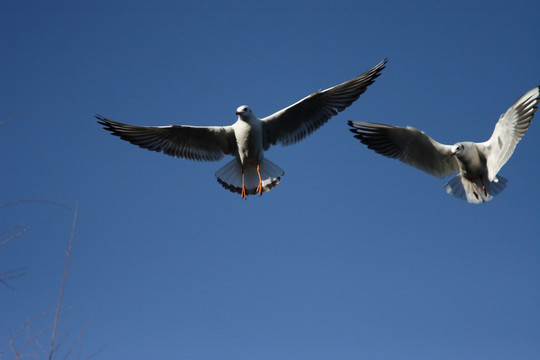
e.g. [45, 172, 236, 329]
[236, 105, 253, 118]
[450, 143, 465, 157]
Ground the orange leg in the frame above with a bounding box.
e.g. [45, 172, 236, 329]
[481, 178, 487, 196]
[256, 164, 263, 196]
[469, 179, 479, 200]
[241, 169, 247, 199]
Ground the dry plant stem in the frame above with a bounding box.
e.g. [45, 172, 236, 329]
[0, 111, 27, 126]
[1, 309, 54, 358]
[0, 225, 30, 247]
[0, 268, 28, 289]
[0, 199, 71, 211]
[47, 201, 78, 360]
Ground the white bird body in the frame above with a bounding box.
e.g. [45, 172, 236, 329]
[349, 86, 540, 204]
[234, 107, 264, 166]
[98, 59, 387, 198]
[453, 142, 484, 179]
[216, 106, 283, 197]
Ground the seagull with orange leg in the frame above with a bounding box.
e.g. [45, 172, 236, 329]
[97, 58, 387, 198]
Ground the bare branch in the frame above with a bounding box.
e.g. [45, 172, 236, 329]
[1, 309, 55, 357]
[0, 267, 28, 289]
[0, 199, 71, 211]
[0, 110, 27, 126]
[48, 202, 78, 360]
[83, 345, 107, 360]
[0, 225, 30, 247]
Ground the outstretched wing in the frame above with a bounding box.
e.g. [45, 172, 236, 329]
[97, 115, 236, 161]
[480, 86, 540, 181]
[261, 59, 387, 148]
[348, 121, 459, 178]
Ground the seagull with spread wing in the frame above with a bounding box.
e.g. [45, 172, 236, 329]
[97, 59, 387, 198]
[348, 86, 540, 203]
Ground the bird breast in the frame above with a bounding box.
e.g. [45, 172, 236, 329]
[234, 120, 264, 165]
[456, 144, 487, 179]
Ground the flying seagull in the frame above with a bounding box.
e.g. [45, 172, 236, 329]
[97, 58, 387, 198]
[348, 86, 540, 203]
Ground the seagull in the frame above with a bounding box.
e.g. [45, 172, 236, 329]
[348, 86, 540, 203]
[97, 59, 387, 198]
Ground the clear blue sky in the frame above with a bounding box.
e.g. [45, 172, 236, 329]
[2, 1, 539, 359]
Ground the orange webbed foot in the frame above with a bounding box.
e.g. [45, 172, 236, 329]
[256, 164, 263, 196]
[469, 179, 479, 200]
[241, 168, 247, 199]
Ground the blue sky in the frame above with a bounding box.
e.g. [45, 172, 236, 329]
[1, 1, 539, 359]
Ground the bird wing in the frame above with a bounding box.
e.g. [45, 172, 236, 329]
[260, 59, 387, 148]
[96, 115, 236, 161]
[348, 121, 459, 178]
[479, 86, 540, 181]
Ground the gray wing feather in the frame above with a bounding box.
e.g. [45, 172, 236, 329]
[261, 59, 387, 148]
[96, 115, 236, 161]
[348, 121, 459, 178]
[480, 86, 540, 181]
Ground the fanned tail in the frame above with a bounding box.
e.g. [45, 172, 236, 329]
[215, 158, 284, 196]
[443, 175, 508, 204]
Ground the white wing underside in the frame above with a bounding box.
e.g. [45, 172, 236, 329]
[96, 115, 236, 161]
[480, 86, 540, 181]
[261, 59, 388, 148]
[444, 174, 508, 204]
[348, 121, 459, 178]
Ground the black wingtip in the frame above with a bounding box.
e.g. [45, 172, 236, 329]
[378, 58, 389, 69]
[347, 121, 364, 136]
[95, 113, 106, 123]
[95, 114, 114, 132]
[347, 120, 364, 129]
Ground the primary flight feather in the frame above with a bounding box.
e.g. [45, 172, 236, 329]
[98, 59, 387, 198]
[348, 86, 539, 203]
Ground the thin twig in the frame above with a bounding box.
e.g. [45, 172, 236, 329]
[0, 225, 30, 247]
[0, 110, 27, 126]
[0, 267, 28, 289]
[25, 322, 39, 360]
[71, 320, 90, 360]
[1, 309, 55, 357]
[0, 199, 71, 211]
[48, 201, 78, 360]
[13, 321, 53, 358]
[7, 326, 21, 360]
[83, 344, 107, 360]
[0, 224, 27, 236]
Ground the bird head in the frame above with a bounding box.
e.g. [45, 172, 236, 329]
[450, 143, 464, 157]
[236, 105, 253, 120]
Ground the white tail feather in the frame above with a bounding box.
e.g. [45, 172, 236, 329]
[215, 158, 284, 196]
[443, 175, 508, 204]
